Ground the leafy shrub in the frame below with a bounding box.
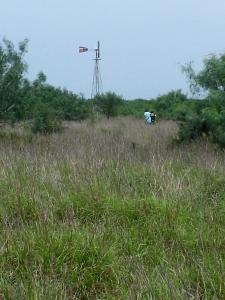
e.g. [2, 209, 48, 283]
[94, 92, 123, 119]
[204, 106, 225, 146]
[31, 100, 62, 134]
[177, 113, 208, 142]
[154, 90, 188, 119]
[177, 92, 225, 147]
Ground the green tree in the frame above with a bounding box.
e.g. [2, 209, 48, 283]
[154, 90, 188, 119]
[182, 54, 225, 94]
[179, 53, 225, 147]
[0, 38, 28, 122]
[94, 92, 123, 119]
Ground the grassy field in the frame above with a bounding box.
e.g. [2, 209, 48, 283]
[0, 117, 225, 299]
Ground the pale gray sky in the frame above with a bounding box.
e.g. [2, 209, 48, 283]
[1, 0, 225, 99]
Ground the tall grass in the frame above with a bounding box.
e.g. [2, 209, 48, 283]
[0, 117, 224, 299]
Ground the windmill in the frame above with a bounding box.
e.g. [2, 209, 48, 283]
[79, 41, 102, 98]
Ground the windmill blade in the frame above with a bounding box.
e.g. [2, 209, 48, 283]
[97, 41, 100, 58]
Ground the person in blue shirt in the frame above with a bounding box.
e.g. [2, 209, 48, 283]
[144, 109, 151, 125]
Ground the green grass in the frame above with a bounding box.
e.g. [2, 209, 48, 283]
[0, 118, 224, 299]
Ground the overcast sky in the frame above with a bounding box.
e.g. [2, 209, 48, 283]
[1, 0, 225, 99]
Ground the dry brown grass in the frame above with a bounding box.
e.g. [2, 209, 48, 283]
[1, 117, 224, 199]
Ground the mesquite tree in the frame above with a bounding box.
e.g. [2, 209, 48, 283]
[0, 38, 28, 122]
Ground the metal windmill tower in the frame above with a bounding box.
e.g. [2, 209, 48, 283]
[79, 41, 102, 99]
[91, 41, 102, 98]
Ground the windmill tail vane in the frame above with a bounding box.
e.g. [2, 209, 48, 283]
[79, 46, 88, 53]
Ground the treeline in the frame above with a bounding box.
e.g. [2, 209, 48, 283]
[0, 39, 90, 133]
[1, 38, 225, 147]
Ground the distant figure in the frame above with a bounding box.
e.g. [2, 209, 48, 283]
[150, 111, 156, 124]
[144, 109, 151, 125]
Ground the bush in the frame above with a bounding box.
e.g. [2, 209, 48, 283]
[177, 92, 225, 147]
[94, 92, 123, 119]
[31, 100, 62, 134]
[154, 90, 188, 119]
[177, 113, 208, 142]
